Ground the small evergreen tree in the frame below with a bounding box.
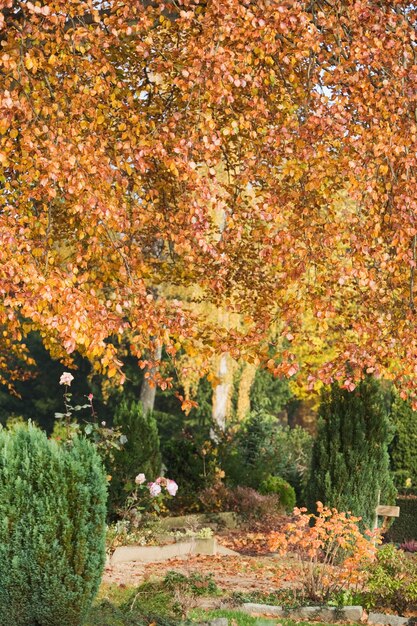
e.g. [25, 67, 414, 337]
[108, 399, 161, 516]
[390, 394, 417, 489]
[0, 422, 107, 626]
[222, 411, 312, 499]
[307, 376, 396, 529]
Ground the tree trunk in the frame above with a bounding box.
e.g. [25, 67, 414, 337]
[211, 354, 230, 432]
[140, 343, 162, 415]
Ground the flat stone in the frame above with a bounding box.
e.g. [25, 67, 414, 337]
[111, 537, 217, 564]
[341, 606, 364, 622]
[368, 613, 409, 626]
[209, 619, 228, 626]
[242, 603, 284, 616]
[243, 603, 363, 622]
[298, 606, 335, 621]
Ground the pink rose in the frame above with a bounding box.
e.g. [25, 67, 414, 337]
[59, 372, 74, 386]
[149, 482, 162, 497]
[135, 473, 146, 485]
[166, 479, 178, 497]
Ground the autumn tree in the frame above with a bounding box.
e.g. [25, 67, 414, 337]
[2, 1, 417, 400]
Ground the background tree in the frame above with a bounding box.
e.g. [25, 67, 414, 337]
[390, 394, 417, 490]
[307, 376, 396, 529]
[108, 399, 161, 515]
[3, 1, 417, 401]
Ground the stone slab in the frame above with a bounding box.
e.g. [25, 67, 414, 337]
[368, 613, 409, 626]
[242, 603, 284, 616]
[158, 512, 238, 531]
[342, 606, 364, 622]
[208, 619, 228, 626]
[111, 537, 217, 564]
[243, 603, 363, 622]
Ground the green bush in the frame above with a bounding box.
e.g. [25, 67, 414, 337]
[390, 394, 417, 489]
[366, 544, 417, 614]
[108, 399, 161, 517]
[386, 495, 417, 542]
[306, 376, 396, 529]
[222, 412, 313, 499]
[259, 475, 296, 512]
[0, 422, 107, 626]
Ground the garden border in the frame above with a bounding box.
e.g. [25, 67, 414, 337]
[242, 603, 412, 625]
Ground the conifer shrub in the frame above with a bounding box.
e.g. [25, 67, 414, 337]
[0, 422, 107, 626]
[306, 376, 396, 529]
[390, 394, 417, 489]
[108, 399, 161, 517]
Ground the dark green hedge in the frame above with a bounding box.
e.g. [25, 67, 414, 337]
[0, 423, 107, 626]
[385, 496, 417, 542]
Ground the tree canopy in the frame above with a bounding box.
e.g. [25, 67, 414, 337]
[1, 0, 417, 398]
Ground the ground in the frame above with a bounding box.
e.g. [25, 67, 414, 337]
[103, 530, 294, 595]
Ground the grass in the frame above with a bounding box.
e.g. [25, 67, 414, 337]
[86, 572, 221, 626]
[86, 582, 364, 626]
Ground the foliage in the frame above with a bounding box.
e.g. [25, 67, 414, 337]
[269, 503, 378, 604]
[53, 373, 126, 463]
[108, 399, 161, 516]
[259, 475, 296, 512]
[385, 495, 417, 543]
[190, 609, 258, 626]
[399, 539, 417, 553]
[0, 332, 112, 431]
[0, 422, 107, 626]
[106, 518, 161, 554]
[199, 483, 284, 529]
[107, 473, 178, 552]
[160, 426, 221, 512]
[390, 394, 417, 489]
[307, 377, 396, 529]
[88, 578, 182, 626]
[366, 544, 417, 614]
[118, 571, 219, 622]
[4, 1, 417, 400]
[249, 369, 293, 417]
[169, 526, 214, 542]
[163, 570, 219, 598]
[230, 589, 299, 609]
[190, 609, 354, 626]
[223, 412, 313, 499]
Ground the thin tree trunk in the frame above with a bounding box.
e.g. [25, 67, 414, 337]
[140, 343, 162, 415]
[211, 353, 230, 432]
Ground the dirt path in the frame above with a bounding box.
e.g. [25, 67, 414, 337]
[103, 552, 296, 594]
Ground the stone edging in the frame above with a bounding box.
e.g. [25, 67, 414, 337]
[242, 603, 412, 625]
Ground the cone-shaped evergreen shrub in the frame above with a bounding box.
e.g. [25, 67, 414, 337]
[0, 422, 107, 626]
[108, 399, 161, 516]
[307, 376, 396, 529]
